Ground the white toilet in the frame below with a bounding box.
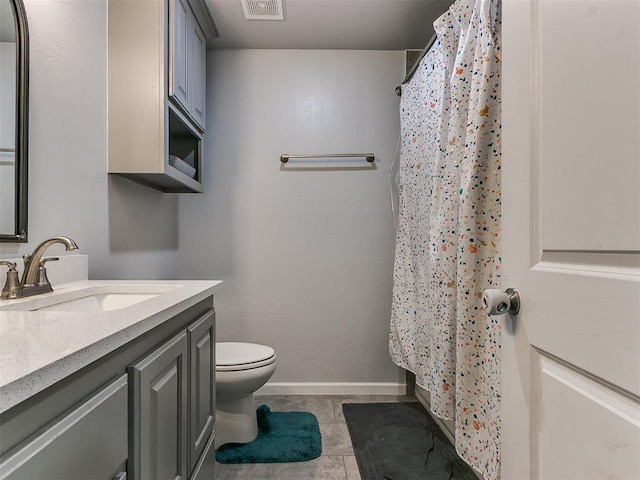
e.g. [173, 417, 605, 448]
[215, 342, 277, 447]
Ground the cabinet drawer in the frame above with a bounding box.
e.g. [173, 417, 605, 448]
[0, 375, 128, 480]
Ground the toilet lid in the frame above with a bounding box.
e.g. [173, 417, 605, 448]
[216, 342, 276, 369]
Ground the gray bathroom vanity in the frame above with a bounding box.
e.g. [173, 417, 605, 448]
[0, 279, 222, 480]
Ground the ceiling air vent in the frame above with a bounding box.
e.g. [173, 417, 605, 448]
[240, 0, 284, 20]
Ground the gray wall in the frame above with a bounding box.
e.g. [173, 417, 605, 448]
[0, 2, 406, 389]
[0, 0, 179, 280]
[178, 49, 405, 389]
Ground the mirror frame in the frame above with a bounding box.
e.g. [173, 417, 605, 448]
[0, 0, 28, 243]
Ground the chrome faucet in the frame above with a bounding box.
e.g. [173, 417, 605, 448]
[0, 236, 79, 299]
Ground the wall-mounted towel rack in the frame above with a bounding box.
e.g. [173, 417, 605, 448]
[280, 153, 374, 164]
[0, 148, 16, 153]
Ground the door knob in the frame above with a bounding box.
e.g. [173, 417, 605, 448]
[482, 288, 520, 315]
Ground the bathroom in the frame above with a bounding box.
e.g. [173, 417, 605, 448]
[0, 0, 638, 479]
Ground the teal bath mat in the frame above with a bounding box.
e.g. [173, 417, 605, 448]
[215, 405, 322, 464]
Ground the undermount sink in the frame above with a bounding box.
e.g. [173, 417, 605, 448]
[34, 293, 161, 312]
[0, 283, 182, 312]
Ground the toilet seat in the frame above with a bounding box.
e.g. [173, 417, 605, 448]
[216, 342, 276, 372]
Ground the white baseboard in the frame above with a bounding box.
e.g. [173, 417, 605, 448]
[255, 382, 406, 396]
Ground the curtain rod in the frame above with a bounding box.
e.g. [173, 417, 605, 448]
[395, 32, 438, 96]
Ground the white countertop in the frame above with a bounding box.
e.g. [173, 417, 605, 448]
[0, 279, 222, 414]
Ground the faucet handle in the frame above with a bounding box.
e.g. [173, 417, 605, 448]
[40, 257, 59, 266]
[36, 257, 59, 289]
[0, 261, 23, 299]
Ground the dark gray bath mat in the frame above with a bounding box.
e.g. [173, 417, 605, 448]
[342, 402, 478, 480]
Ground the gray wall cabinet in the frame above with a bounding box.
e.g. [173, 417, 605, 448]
[0, 298, 216, 480]
[108, 0, 216, 193]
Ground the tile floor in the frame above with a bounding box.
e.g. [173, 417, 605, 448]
[215, 394, 417, 480]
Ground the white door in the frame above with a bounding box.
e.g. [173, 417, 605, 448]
[501, 1, 640, 479]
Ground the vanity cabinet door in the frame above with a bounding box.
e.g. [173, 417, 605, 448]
[129, 331, 188, 480]
[187, 309, 215, 475]
[0, 375, 128, 480]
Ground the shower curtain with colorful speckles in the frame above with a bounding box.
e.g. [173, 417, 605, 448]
[389, 0, 502, 479]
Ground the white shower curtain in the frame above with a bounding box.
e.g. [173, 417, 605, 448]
[389, 0, 502, 479]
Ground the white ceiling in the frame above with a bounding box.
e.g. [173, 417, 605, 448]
[204, 0, 453, 50]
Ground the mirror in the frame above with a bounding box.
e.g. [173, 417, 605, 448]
[0, 0, 27, 242]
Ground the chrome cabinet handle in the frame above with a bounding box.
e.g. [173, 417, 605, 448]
[482, 288, 520, 315]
